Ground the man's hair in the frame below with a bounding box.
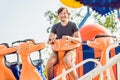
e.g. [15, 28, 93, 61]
[57, 7, 70, 15]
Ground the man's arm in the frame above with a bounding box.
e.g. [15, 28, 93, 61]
[62, 31, 81, 43]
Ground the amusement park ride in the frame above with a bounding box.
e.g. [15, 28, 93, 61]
[0, 0, 120, 80]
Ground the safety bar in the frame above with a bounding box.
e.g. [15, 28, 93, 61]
[0, 43, 9, 48]
[53, 39, 120, 80]
[11, 39, 35, 46]
[95, 35, 116, 39]
[78, 52, 120, 80]
[53, 59, 103, 80]
[117, 62, 120, 80]
[78, 41, 119, 80]
[12, 39, 44, 67]
[106, 41, 119, 80]
[2, 43, 20, 66]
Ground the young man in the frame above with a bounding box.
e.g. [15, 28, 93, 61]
[46, 7, 81, 80]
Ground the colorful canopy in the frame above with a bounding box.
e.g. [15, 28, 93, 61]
[76, 0, 120, 15]
[92, 6, 114, 16]
[76, 0, 120, 9]
[60, 0, 120, 16]
[60, 0, 83, 8]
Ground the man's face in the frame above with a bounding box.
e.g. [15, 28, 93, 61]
[58, 9, 69, 22]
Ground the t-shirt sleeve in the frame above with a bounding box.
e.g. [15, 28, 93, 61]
[51, 25, 56, 34]
[72, 22, 79, 32]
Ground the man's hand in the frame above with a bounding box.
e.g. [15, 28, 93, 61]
[62, 35, 70, 40]
[48, 35, 56, 45]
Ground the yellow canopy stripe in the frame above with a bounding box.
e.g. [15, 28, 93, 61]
[60, 0, 83, 8]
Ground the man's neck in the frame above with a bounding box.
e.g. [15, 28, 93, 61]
[61, 20, 69, 27]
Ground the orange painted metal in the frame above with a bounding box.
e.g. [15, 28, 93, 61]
[16, 41, 45, 80]
[0, 44, 16, 80]
[110, 48, 117, 80]
[52, 39, 81, 80]
[79, 24, 109, 41]
[76, 45, 83, 77]
[87, 37, 115, 80]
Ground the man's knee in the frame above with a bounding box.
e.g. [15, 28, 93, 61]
[63, 56, 72, 68]
[63, 51, 76, 67]
[46, 54, 57, 69]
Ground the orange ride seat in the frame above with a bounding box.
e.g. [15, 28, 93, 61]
[52, 39, 81, 80]
[0, 43, 16, 80]
[15, 40, 46, 80]
[87, 36, 116, 80]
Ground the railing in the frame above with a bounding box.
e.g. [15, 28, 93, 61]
[79, 52, 120, 80]
[53, 41, 120, 80]
[106, 41, 119, 80]
[117, 61, 120, 80]
[53, 59, 103, 80]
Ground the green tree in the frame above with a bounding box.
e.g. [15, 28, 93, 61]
[44, 8, 119, 34]
[44, 10, 59, 24]
[44, 10, 59, 33]
[93, 13, 118, 33]
[44, 8, 83, 33]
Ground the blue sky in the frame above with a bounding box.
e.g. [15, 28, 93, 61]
[0, 0, 62, 45]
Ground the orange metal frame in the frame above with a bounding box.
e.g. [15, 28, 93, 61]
[0, 44, 16, 80]
[87, 37, 115, 80]
[16, 41, 46, 80]
[52, 39, 81, 80]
